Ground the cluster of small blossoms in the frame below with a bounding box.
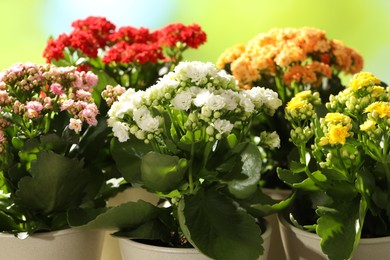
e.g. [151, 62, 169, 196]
[0, 63, 99, 153]
[285, 90, 321, 146]
[43, 16, 207, 90]
[360, 101, 390, 144]
[101, 85, 126, 106]
[319, 113, 353, 146]
[327, 72, 389, 118]
[217, 27, 363, 92]
[107, 61, 282, 145]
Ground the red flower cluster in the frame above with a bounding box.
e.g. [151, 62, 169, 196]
[43, 16, 207, 66]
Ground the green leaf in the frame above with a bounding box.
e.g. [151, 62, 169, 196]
[316, 197, 366, 260]
[40, 133, 68, 153]
[237, 189, 295, 217]
[141, 152, 187, 193]
[177, 190, 263, 260]
[291, 171, 325, 191]
[277, 167, 307, 186]
[0, 210, 21, 232]
[68, 200, 166, 230]
[290, 160, 306, 173]
[111, 138, 152, 184]
[112, 219, 171, 243]
[15, 150, 102, 213]
[227, 142, 262, 199]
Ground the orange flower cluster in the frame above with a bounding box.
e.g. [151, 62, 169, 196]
[217, 27, 363, 90]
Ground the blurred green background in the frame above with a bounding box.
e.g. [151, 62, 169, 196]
[1, 0, 389, 82]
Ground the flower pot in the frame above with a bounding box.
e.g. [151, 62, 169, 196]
[278, 212, 390, 260]
[118, 220, 272, 260]
[263, 188, 292, 260]
[101, 187, 160, 260]
[0, 229, 104, 260]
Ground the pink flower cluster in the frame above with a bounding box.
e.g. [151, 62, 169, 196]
[43, 16, 207, 67]
[0, 63, 100, 153]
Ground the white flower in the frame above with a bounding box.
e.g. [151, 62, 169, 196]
[201, 106, 212, 118]
[221, 90, 238, 110]
[111, 120, 130, 142]
[174, 61, 218, 85]
[259, 131, 280, 150]
[213, 119, 234, 134]
[68, 118, 82, 133]
[172, 91, 192, 110]
[118, 88, 136, 102]
[245, 87, 264, 107]
[108, 101, 133, 119]
[239, 96, 255, 113]
[263, 88, 282, 108]
[194, 90, 212, 107]
[133, 107, 160, 133]
[206, 95, 226, 111]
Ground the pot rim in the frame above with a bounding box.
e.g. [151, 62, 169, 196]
[0, 228, 100, 239]
[119, 219, 272, 253]
[277, 211, 390, 244]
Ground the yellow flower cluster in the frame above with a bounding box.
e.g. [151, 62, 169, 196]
[319, 113, 353, 146]
[285, 90, 321, 145]
[327, 72, 388, 117]
[360, 101, 390, 138]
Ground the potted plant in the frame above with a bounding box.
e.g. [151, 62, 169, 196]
[42, 16, 208, 260]
[278, 71, 390, 259]
[216, 27, 364, 260]
[0, 62, 112, 259]
[216, 27, 364, 192]
[67, 61, 293, 260]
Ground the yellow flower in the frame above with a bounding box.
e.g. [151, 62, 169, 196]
[327, 124, 351, 145]
[324, 112, 351, 125]
[365, 101, 390, 118]
[286, 98, 307, 111]
[360, 120, 376, 132]
[349, 72, 381, 91]
[294, 90, 312, 100]
[371, 86, 385, 97]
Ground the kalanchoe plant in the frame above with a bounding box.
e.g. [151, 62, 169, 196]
[42, 16, 207, 196]
[68, 61, 293, 260]
[43, 16, 207, 94]
[0, 63, 114, 236]
[278, 72, 390, 259]
[216, 27, 364, 189]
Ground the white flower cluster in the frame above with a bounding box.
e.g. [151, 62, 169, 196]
[107, 61, 282, 143]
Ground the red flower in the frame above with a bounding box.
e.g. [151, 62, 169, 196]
[103, 41, 164, 64]
[109, 26, 155, 44]
[42, 33, 70, 63]
[71, 16, 115, 48]
[156, 23, 207, 48]
[68, 30, 99, 58]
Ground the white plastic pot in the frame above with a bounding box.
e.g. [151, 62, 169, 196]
[0, 229, 104, 260]
[118, 220, 272, 260]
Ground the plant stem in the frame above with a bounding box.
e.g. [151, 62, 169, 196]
[188, 133, 195, 194]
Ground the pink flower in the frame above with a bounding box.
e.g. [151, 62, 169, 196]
[80, 107, 98, 126]
[0, 90, 10, 105]
[25, 109, 41, 118]
[50, 83, 65, 95]
[73, 71, 97, 91]
[61, 99, 74, 111]
[26, 101, 43, 112]
[76, 89, 92, 100]
[68, 118, 82, 133]
[85, 71, 98, 87]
